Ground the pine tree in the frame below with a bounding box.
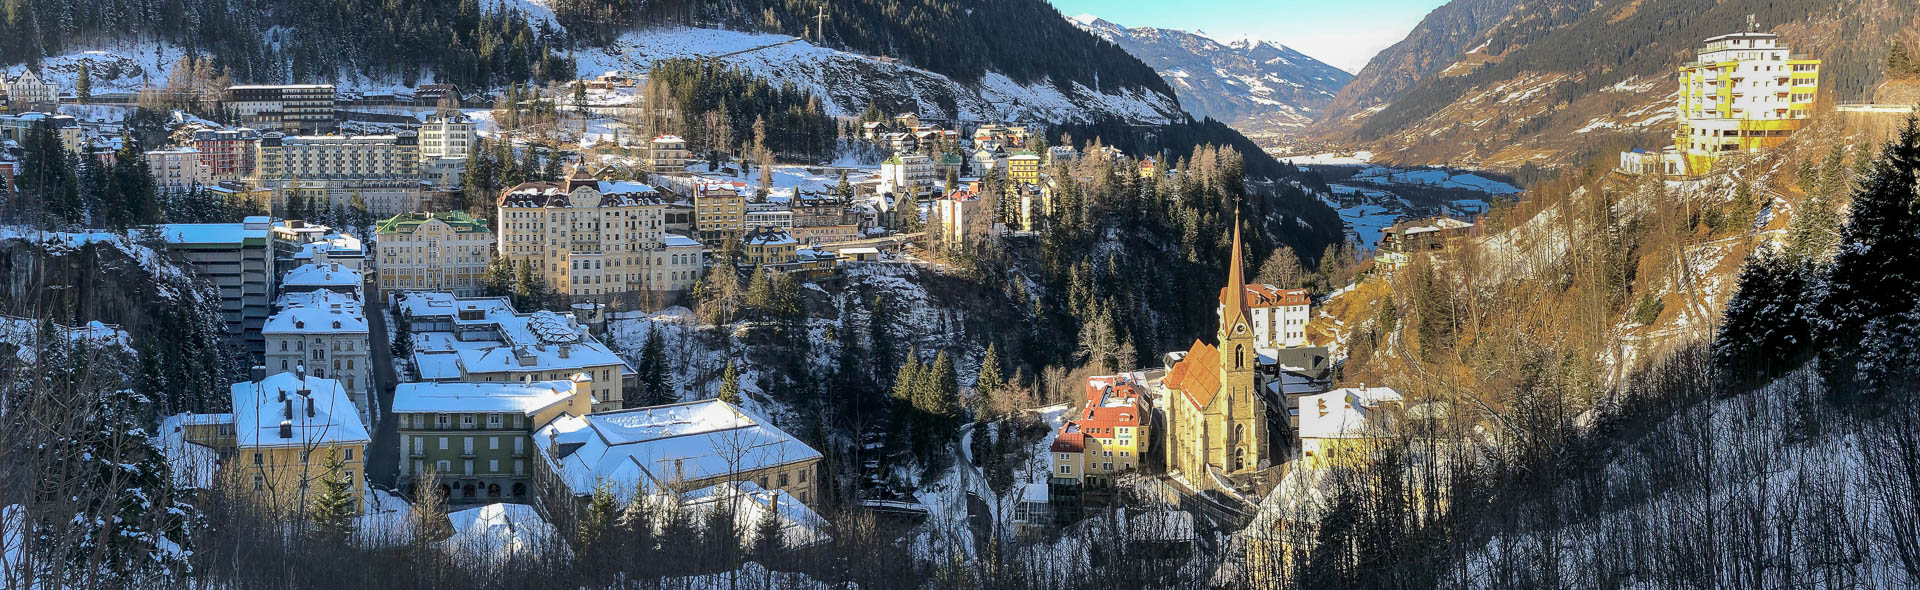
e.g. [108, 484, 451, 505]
[1890, 42, 1915, 77]
[577, 482, 618, 557]
[482, 256, 514, 297]
[718, 360, 741, 405]
[635, 325, 672, 407]
[75, 62, 92, 104]
[392, 309, 414, 357]
[1715, 249, 1813, 389]
[308, 448, 360, 544]
[868, 294, 897, 380]
[752, 493, 785, 563]
[975, 343, 1004, 417]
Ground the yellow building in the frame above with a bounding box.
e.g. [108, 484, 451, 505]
[173, 370, 371, 515]
[695, 184, 747, 243]
[1050, 373, 1154, 490]
[496, 176, 683, 304]
[1295, 387, 1403, 470]
[1008, 151, 1041, 185]
[743, 228, 799, 267]
[374, 211, 495, 296]
[1163, 221, 1270, 491]
[1674, 32, 1820, 174]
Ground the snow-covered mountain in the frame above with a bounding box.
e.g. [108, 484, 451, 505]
[1069, 15, 1353, 137]
[571, 27, 1183, 125]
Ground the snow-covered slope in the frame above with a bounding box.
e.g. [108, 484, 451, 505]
[575, 27, 1183, 125]
[1068, 15, 1352, 136]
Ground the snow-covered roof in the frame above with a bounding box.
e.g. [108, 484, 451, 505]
[440, 503, 562, 569]
[535, 400, 821, 497]
[662, 233, 702, 248]
[262, 304, 367, 335]
[400, 294, 629, 377]
[282, 263, 362, 289]
[152, 221, 270, 245]
[275, 289, 360, 311]
[230, 372, 370, 449]
[393, 380, 581, 416]
[1296, 387, 1403, 440]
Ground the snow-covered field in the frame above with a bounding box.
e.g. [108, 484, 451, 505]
[1347, 165, 1521, 195]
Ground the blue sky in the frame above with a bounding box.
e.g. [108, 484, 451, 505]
[1049, 0, 1449, 73]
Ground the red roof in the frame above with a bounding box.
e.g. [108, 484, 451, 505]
[1166, 339, 1220, 410]
[1231, 284, 1309, 308]
[1050, 427, 1084, 452]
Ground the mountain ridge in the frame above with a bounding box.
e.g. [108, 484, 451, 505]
[1068, 15, 1354, 139]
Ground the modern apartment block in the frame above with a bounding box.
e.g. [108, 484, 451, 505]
[153, 217, 278, 359]
[228, 84, 337, 134]
[254, 132, 423, 217]
[145, 147, 213, 195]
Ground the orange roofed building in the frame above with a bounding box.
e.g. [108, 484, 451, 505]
[1049, 372, 1154, 517]
[1165, 220, 1271, 492]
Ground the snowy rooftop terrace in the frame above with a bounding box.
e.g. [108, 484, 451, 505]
[282, 263, 363, 289]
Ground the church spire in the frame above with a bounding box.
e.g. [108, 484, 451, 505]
[1220, 212, 1251, 332]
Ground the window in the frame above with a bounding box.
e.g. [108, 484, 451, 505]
[489, 459, 499, 472]
[439, 437, 448, 450]
[436, 414, 449, 428]
[344, 470, 354, 487]
[462, 415, 475, 427]
[778, 473, 789, 487]
[253, 475, 265, 491]
[345, 448, 354, 461]
[253, 452, 264, 465]
[488, 414, 502, 428]
[1058, 465, 1071, 474]
[799, 470, 807, 483]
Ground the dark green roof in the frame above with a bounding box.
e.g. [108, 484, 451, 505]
[375, 211, 491, 235]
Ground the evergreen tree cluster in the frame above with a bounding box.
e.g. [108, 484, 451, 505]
[645, 59, 836, 161]
[0, 0, 573, 89]
[1714, 118, 1920, 404]
[890, 349, 961, 457]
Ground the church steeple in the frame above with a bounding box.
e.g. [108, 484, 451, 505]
[1220, 214, 1251, 334]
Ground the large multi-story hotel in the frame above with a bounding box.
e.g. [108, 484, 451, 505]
[496, 172, 705, 305]
[254, 132, 423, 217]
[419, 109, 478, 190]
[1675, 32, 1821, 174]
[374, 211, 496, 296]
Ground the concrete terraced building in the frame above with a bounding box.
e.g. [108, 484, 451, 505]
[375, 211, 496, 295]
[152, 218, 277, 359]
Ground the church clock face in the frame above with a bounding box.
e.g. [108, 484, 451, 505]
[1235, 323, 1247, 335]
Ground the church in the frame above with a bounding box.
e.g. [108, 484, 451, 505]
[1164, 220, 1272, 492]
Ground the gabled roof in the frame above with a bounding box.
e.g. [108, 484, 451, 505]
[1165, 339, 1220, 410]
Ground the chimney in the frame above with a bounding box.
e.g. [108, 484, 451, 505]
[558, 344, 571, 359]
[279, 419, 293, 439]
[282, 397, 292, 419]
[296, 363, 306, 382]
[305, 396, 315, 418]
[250, 365, 266, 383]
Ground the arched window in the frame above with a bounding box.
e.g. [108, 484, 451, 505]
[1234, 448, 1246, 471]
[1235, 345, 1245, 369]
[1233, 423, 1244, 445]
